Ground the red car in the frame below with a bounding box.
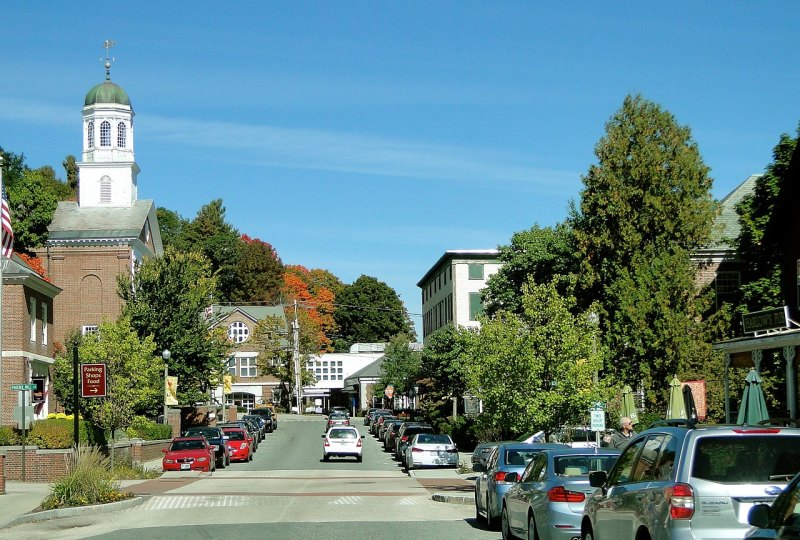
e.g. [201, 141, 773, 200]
[162, 436, 215, 472]
[222, 427, 253, 462]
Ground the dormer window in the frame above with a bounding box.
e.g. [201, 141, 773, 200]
[100, 121, 111, 147]
[100, 176, 112, 204]
[87, 121, 95, 148]
[117, 122, 127, 148]
[228, 321, 250, 344]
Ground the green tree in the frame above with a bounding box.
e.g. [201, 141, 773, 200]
[118, 247, 230, 405]
[464, 280, 604, 439]
[61, 155, 79, 194]
[51, 318, 164, 426]
[483, 222, 577, 317]
[333, 275, 415, 350]
[176, 199, 242, 302]
[156, 207, 187, 249]
[231, 234, 284, 303]
[735, 127, 799, 316]
[571, 94, 718, 403]
[417, 326, 469, 424]
[0, 147, 29, 189]
[6, 168, 60, 252]
[376, 333, 420, 399]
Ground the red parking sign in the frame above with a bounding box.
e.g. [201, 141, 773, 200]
[81, 363, 107, 398]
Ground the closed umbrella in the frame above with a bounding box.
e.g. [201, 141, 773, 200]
[666, 376, 687, 419]
[737, 369, 770, 425]
[682, 384, 698, 422]
[620, 385, 639, 424]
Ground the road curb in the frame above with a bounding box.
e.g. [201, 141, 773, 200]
[4, 495, 150, 528]
[431, 492, 474, 505]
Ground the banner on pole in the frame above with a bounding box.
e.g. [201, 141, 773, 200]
[165, 376, 178, 405]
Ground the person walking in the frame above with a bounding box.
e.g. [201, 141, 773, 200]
[609, 416, 637, 449]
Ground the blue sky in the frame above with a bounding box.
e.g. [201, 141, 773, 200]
[1, 2, 798, 339]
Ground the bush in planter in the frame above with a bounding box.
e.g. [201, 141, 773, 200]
[0, 425, 19, 445]
[42, 445, 132, 509]
[124, 416, 171, 440]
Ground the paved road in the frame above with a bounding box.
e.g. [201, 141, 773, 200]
[0, 415, 498, 540]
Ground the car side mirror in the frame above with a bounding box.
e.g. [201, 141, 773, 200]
[748, 504, 772, 528]
[162, 448, 168, 453]
[361, 435, 365, 439]
[321, 434, 326, 438]
[504, 472, 519, 483]
[589, 470, 607, 488]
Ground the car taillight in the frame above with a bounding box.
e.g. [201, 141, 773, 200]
[666, 483, 694, 519]
[412, 447, 424, 452]
[357, 439, 362, 447]
[547, 486, 585, 502]
[495, 471, 511, 483]
[401, 436, 408, 442]
[324, 439, 330, 447]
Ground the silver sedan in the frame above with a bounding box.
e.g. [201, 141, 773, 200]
[404, 433, 459, 470]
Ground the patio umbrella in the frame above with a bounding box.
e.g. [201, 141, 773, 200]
[620, 385, 639, 424]
[682, 384, 698, 422]
[737, 369, 770, 425]
[666, 376, 687, 419]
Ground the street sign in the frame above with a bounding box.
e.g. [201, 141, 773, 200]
[81, 363, 107, 398]
[590, 409, 606, 432]
[11, 383, 36, 391]
[13, 406, 34, 429]
[384, 385, 395, 399]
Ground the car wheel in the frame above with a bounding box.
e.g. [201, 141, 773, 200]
[582, 524, 594, 540]
[501, 506, 514, 540]
[356, 455, 362, 463]
[527, 514, 537, 540]
[485, 495, 496, 530]
[323, 454, 330, 461]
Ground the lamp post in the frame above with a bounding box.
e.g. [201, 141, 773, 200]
[162, 349, 170, 425]
[587, 311, 600, 448]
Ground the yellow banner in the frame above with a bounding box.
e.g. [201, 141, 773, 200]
[165, 376, 178, 405]
[223, 375, 232, 395]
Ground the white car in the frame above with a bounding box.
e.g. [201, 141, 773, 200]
[404, 433, 459, 470]
[322, 426, 363, 462]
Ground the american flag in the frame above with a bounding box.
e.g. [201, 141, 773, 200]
[1, 185, 13, 258]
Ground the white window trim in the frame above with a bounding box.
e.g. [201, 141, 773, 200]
[29, 297, 37, 342]
[42, 303, 48, 345]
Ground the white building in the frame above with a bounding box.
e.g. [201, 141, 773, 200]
[303, 343, 387, 412]
[417, 250, 502, 343]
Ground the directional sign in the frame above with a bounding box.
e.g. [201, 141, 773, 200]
[11, 383, 36, 391]
[81, 363, 107, 398]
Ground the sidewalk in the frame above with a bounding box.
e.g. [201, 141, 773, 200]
[0, 481, 52, 529]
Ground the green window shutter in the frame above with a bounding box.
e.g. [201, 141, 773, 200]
[468, 263, 484, 279]
[469, 292, 483, 321]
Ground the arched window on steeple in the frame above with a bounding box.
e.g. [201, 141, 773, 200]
[117, 122, 127, 148]
[100, 175, 112, 204]
[87, 121, 95, 148]
[100, 121, 111, 147]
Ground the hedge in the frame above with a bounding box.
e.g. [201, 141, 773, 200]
[124, 416, 171, 440]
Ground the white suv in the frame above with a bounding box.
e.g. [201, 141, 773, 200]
[322, 426, 364, 462]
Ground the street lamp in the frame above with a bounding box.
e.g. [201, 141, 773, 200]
[162, 349, 170, 425]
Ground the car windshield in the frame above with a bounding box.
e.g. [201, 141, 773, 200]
[693, 435, 800, 482]
[554, 455, 617, 476]
[186, 429, 219, 439]
[171, 440, 205, 451]
[417, 434, 452, 445]
[224, 430, 245, 440]
[504, 449, 540, 466]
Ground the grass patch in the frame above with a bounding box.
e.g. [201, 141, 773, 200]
[42, 446, 134, 510]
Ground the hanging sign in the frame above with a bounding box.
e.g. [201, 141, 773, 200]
[81, 364, 107, 398]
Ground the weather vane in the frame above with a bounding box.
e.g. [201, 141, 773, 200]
[101, 39, 116, 81]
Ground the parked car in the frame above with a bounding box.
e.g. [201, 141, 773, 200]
[363, 407, 380, 426]
[221, 426, 253, 462]
[581, 423, 800, 540]
[475, 442, 568, 530]
[241, 417, 264, 442]
[243, 414, 268, 438]
[219, 421, 258, 451]
[747, 470, 800, 539]
[550, 426, 599, 448]
[370, 411, 394, 435]
[382, 419, 405, 450]
[395, 423, 434, 464]
[500, 447, 621, 540]
[322, 426, 364, 462]
[249, 407, 276, 432]
[330, 405, 350, 418]
[183, 426, 230, 469]
[404, 433, 459, 470]
[472, 441, 516, 472]
[162, 436, 215, 472]
[252, 405, 278, 430]
[374, 415, 396, 438]
[326, 412, 350, 430]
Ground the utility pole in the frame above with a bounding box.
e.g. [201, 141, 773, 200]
[292, 300, 302, 415]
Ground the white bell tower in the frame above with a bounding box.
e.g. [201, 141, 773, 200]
[77, 40, 139, 208]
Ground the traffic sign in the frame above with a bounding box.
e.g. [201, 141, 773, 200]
[81, 363, 107, 398]
[384, 385, 395, 399]
[11, 383, 36, 391]
[590, 409, 606, 432]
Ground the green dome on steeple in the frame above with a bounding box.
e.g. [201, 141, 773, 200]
[84, 80, 131, 107]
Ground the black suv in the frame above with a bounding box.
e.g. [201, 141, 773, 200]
[183, 426, 230, 468]
[249, 408, 276, 432]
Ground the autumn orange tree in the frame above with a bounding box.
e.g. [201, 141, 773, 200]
[282, 265, 340, 352]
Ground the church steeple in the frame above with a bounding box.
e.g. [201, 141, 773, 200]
[77, 40, 139, 208]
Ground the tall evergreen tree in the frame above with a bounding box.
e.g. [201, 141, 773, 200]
[571, 94, 718, 403]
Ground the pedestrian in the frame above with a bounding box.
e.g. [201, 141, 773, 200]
[609, 416, 637, 449]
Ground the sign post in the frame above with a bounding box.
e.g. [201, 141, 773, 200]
[11, 383, 35, 481]
[590, 404, 606, 451]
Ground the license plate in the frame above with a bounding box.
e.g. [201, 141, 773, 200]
[438, 451, 450, 458]
[180, 463, 190, 470]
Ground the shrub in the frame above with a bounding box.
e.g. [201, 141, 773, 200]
[23, 418, 96, 449]
[0, 425, 19, 445]
[41, 445, 132, 509]
[125, 416, 171, 440]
